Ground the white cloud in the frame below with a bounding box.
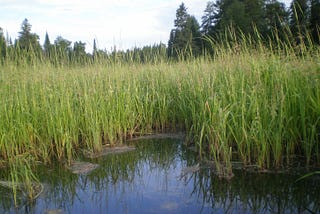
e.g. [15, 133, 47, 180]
[0, 0, 292, 52]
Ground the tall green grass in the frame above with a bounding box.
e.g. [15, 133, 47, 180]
[0, 34, 319, 201]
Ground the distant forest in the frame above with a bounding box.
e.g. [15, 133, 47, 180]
[0, 0, 319, 64]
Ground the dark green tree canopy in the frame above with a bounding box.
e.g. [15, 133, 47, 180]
[265, 0, 289, 29]
[174, 3, 189, 30]
[310, 0, 320, 43]
[213, 0, 267, 36]
[73, 41, 86, 56]
[265, 0, 289, 40]
[201, 1, 216, 36]
[0, 27, 6, 59]
[186, 15, 202, 55]
[1, 2, 320, 63]
[290, 0, 310, 43]
[93, 39, 97, 55]
[43, 32, 51, 53]
[18, 18, 41, 51]
[54, 36, 72, 53]
[43, 31, 53, 58]
[168, 3, 202, 58]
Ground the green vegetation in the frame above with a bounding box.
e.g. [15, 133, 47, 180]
[0, 0, 319, 205]
[1, 36, 319, 168]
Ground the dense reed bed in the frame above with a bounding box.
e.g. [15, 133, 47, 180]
[0, 40, 319, 201]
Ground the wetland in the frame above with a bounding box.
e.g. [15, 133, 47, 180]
[0, 138, 319, 213]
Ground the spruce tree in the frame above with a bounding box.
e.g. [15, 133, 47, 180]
[168, 3, 202, 58]
[54, 36, 72, 53]
[54, 36, 72, 62]
[290, 0, 310, 44]
[18, 18, 41, 52]
[243, 0, 266, 35]
[174, 3, 189, 30]
[93, 39, 97, 57]
[201, 1, 216, 37]
[167, 29, 176, 58]
[186, 16, 202, 56]
[265, 0, 289, 40]
[310, 0, 320, 44]
[43, 31, 51, 57]
[0, 27, 6, 59]
[213, 0, 248, 35]
[73, 41, 86, 63]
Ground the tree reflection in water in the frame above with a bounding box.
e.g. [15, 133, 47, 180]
[0, 139, 319, 213]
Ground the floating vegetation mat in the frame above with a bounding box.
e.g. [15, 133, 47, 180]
[66, 161, 100, 174]
[179, 163, 200, 179]
[0, 180, 44, 203]
[127, 133, 185, 142]
[83, 146, 136, 159]
[44, 209, 64, 214]
[179, 162, 235, 180]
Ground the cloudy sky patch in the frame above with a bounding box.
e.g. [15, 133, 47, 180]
[0, 0, 292, 52]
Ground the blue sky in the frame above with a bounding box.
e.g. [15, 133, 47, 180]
[0, 0, 292, 53]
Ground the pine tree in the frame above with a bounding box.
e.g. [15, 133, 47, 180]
[174, 3, 189, 30]
[290, 0, 310, 44]
[54, 36, 72, 53]
[93, 39, 97, 57]
[310, 0, 320, 44]
[243, 0, 266, 35]
[265, 0, 289, 40]
[201, 1, 217, 55]
[186, 16, 202, 56]
[43, 31, 51, 57]
[72, 41, 86, 63]
[54, 36, 72, 62]
[201, 1, 216, 36]
[0, 27, 6, 59]
[167, 29, 176, 58]
[168, 3, 202, 58]
[18, 18, 41, 52]
[210, 0, 273, 39]
[213, 0, 248, 35]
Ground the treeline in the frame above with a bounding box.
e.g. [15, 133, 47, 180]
[168, 0, 320, 58]
[0, 19, 167, 65]
[0, 0, 319, 65]
[0, 18, 169, 65]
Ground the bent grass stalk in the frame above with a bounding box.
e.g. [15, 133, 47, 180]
[0, 34, 319, 203]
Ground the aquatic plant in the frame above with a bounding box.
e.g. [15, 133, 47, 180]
[0, 31, 319, 203]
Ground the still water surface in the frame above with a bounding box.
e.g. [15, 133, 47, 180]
[0, 139, 319, 213]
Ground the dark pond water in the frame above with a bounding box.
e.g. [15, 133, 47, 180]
[0, 139, 319, 214]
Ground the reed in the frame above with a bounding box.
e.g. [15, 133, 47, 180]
[0, 33, 319, 201]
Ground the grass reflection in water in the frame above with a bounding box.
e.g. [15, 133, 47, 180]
[0, 139, 319, 213]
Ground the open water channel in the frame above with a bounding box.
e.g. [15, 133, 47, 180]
[0, 138, 319, 213]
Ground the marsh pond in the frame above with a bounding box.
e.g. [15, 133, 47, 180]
[0, 138, 319, 213]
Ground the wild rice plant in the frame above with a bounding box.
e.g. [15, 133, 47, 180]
[0, 28, 319, 204]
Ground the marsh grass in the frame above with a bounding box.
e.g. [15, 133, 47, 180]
[0, 34, 319, 202]
[0, 155, 42, 206]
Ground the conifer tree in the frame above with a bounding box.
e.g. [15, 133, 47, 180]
[290, 0, 310, 44]
[174, 3, 189, 30]
[265, 0, 289, 40]
[201, 1, 216, 37]
[310, 0, 320, 44]
[18, 18, 41, 52]
[0, 27, 6, 59]
[72, 41, 86, 63]
[54, 36, 72, 62]
[43, 31, 51, 57]
[93, 39, 97, 57]
[213, 0, 248, 35]
[168, 3, 202, 58]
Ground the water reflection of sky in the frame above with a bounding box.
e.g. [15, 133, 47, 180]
[1, 139, 319, 213]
